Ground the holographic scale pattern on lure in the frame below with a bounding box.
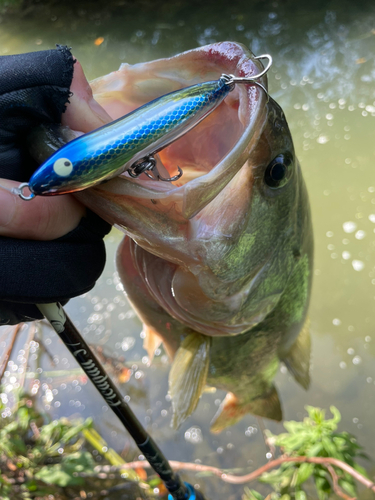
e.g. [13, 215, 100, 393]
[15, 55, 272, 200]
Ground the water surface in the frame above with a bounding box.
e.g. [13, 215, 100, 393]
[1, 1, 375, 498]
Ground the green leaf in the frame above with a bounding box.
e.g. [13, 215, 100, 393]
[35, 464, 84, 487]
[306, 442, 323, 457]
[283, 421, 302, 434]
[321, 436, 340, 458]
[296, 463, 314, 484]
[243, 488, 264, 500]
[314, 475, 331, 500]
[35, 452, 95, 487]
[276, 434, 309, 452]
[339, 479, 356, 497]
[329, 406, 341, 425]
[295, 491, 307, 500]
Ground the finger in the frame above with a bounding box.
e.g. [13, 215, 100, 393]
[0, 179, 85, 240]
[62, 59, 112, 133]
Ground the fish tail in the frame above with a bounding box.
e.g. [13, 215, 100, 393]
[169, 332, 211, 429]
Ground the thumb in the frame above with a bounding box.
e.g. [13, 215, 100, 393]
[62, 59, 112, 133]
[0, 179, 85, 240]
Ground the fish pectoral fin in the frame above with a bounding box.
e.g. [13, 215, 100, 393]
[169, 332, 211, 429]
[210, 387, 282, 434]
[282, 317, 311, 390]
[142, 324, 163, 362]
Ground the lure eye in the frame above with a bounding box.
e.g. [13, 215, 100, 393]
[264, 153, 293, 189]
[53, 158, 73, 177]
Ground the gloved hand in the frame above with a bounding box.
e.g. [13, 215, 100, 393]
[0, 46, 113, 325]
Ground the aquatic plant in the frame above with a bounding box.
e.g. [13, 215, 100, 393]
[0, 390, 156, 499]
[243, 406, 371, 500]
[1, 388, 373, 499]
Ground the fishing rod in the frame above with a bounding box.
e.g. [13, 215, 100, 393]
[37, 302, 206, 500]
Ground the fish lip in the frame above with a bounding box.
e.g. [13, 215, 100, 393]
[90, 42, 269, 219]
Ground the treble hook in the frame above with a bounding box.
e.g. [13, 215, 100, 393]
[156, 165, 183, 182]
[128, 155, 183, 182]
[220, 54, 272, 101]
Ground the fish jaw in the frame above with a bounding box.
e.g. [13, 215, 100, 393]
[77, 41, 267, 224]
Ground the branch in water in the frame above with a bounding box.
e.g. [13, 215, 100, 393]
[112, 456, 375, 492]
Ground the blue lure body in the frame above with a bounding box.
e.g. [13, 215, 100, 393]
[27, 78, 232, 196]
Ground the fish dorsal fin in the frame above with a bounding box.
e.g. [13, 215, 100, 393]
[210, 386, 282, 434]
[282, 317, 311, 390]
[169, 332, 211, 429]
[142, 324, 163, 363]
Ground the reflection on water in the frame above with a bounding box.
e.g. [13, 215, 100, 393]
[1, 0, 375, 498]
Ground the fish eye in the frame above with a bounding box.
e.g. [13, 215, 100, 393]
[264, 153, 293, 189]
[53, 158, 73, 177]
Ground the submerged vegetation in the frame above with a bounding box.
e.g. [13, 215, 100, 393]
[0, 392, 373, 500]
[0, 391, 159, 499]
[244, 406, 372, 500]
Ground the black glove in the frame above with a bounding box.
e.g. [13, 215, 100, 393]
[0, 46, 111, 325]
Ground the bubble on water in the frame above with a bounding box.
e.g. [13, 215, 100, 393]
[245, 426, 258, 436]
[317, 135, 329, 144]
[352, 260, 365, 271]
[339, 361, 347, 369]
[342, 251, 351, 260]
[355, 230, 366, 239]
[266, 452, 273, 459]
[121, 337, 135, 351]
[326, 113, 334, 120]
[343, 221, 357, 233]
[352, 356, 362, 365]
[184, 426, 203, 444]
[369, 214, 375, 223]
[365, 336, 371, 342]
[326, 231, 334, 237]
[367, 377, 373, 383]
[347, 348, 355, 355]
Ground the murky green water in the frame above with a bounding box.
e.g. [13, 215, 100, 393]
[1, 0, 375, 498]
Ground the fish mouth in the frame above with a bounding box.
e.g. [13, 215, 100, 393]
[89, 42, 268, 219]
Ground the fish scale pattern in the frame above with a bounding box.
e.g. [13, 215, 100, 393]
[29, 77, 230, 194]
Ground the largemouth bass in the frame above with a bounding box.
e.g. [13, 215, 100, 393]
[36, 42, 313, 430]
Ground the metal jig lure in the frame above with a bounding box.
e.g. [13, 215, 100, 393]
[14, 54, 272, 200]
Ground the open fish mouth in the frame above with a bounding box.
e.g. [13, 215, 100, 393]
[87, 42, 268, 219]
